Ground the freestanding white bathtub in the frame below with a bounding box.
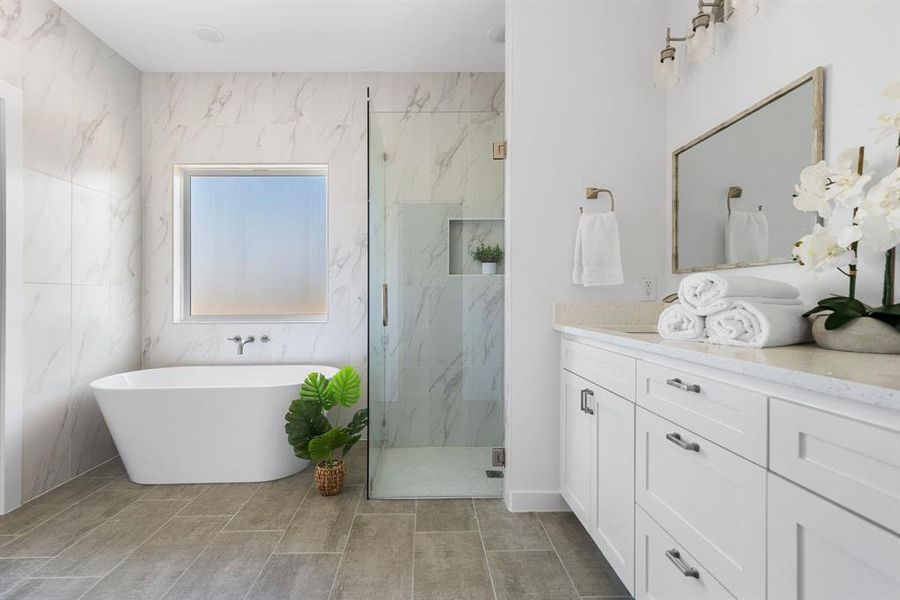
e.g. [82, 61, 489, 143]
[91, 365, 339, 484]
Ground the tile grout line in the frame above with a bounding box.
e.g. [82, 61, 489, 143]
[536, 513, 581, 598]
[473, 498, 500, 600]
[242, 476, 315, 600]
[159, 482, 263, 599]
[410, 499, 417, 600]
[326, 509, 359, 600]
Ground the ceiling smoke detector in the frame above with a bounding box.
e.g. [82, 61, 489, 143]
[487, 26, 505, 43]
[192, 24, 225, 44]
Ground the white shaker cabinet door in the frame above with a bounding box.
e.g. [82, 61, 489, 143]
[561, 370, 593, 528]
[591, 385, 635, 595]
[768, 474, 900, 600]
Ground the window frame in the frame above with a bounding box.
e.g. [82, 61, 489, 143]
[173, 163, 329, 324]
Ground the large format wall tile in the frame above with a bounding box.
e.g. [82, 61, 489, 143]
[3, 0, 142, 501]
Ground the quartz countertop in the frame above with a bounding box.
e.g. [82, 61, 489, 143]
[554, 320, 900, 412]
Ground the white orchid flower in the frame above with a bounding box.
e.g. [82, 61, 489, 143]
[792, 224, 855, 274]
[793, 161, 833, 217]
[830, 171, 872, 209]
[886, 82, 900, 100]
[855, 167, 900, 252]
[876, 82, 900, 141]
[837, 225, 863, 248]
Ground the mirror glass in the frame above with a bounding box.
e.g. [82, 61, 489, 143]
[673, 69, 823, 273]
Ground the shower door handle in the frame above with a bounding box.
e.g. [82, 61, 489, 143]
[381, 283, 388, 327]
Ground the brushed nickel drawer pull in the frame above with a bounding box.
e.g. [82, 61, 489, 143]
[666, 377, 701, 393]
[583, 389, 595, 415]
[666, 549, 700, 578]
[666, 432, 700, 452]
[580, 389, 587, 413]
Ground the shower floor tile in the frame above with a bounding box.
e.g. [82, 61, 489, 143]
[370, 446, 503, 499]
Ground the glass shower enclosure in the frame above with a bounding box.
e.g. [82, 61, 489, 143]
[367, 90, 505, 498]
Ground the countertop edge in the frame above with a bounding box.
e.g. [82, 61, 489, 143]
[554, 324, 900, 413]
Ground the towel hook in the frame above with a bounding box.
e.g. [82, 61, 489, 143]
[581, 187, 615, 214]
[725, 186, 742, 215]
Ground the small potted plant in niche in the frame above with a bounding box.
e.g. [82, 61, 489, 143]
[470, 242, 504, 275]
[284, 367, 368, 495]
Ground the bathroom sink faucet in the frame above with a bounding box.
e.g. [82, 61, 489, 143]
[227, 335, 255, 355]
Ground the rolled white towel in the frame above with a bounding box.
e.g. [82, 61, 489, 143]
[679, 273, 800, 316]
[706, 301, 812, 348]
[657, 304, 706, 341]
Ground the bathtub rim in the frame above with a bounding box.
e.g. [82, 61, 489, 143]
[90, 364, 341, 392]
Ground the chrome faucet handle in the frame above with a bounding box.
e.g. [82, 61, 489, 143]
[260, 335, 270, 343]
[226, 335, 241, 343]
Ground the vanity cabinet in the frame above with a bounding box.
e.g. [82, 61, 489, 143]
[561, 346, 635, 594]
[559, 334, 900, 600]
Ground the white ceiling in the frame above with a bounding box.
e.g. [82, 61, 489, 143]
[56, 0, 505, 73]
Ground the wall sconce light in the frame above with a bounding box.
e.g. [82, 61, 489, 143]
[655, 0, 758, 89]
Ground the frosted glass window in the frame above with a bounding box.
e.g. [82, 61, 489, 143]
[181, 167, 327, 321]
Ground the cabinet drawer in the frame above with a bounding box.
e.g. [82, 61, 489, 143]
[562, 339, 635, 401]
[636, 360, 767, 465]
[635, 506, 735, 600]
[768, 474, 900, 600]
[635, 407, 766, 599]
[770, 398, 900, 534]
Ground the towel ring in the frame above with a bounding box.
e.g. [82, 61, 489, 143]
[581, 187, 615, 214]
[725, 186, 742, 215]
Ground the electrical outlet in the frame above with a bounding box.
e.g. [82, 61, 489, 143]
[640, 276, 656, 302]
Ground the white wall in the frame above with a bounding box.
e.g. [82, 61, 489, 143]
[1, 1, 142, 501]
[664, 0, 900, 304]
[504, 0, 667, 510]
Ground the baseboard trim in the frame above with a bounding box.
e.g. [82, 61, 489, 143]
[506, 490, 570, 512]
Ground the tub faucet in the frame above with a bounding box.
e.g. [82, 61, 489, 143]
[227, 335, 255, 355]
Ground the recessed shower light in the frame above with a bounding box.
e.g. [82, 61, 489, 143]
[192, 24, 225, 44]
[487, 26, 505, 43]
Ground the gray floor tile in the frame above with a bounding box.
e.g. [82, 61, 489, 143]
[225, 473, 311, 532]
[413, 531, 493, 600]
[245, 553, 340, 600]
[0, 477, 112, 536]
[356, 498, 416, 514]
[0, 558, 49, 595]
[343, 445, 368, 486]
[331, 514, 414, 600]
[539, 512, 630, 597]
[0, 489, 143, 558]
[83, 515, 229, 600]
[179, 483, 259, 517]
[102, 479, 157, 495]
[36, 500, 188, 577]
[141, 484, 209, 501]
[164, 530, 280, 599]
[416, 499, 477, 532]
[275, 486, 362, 553]
[474, 499, 551, 551]
[0, 535, 16, 548]
[487, 550, 579, 600]
[4, 576, 100, 599]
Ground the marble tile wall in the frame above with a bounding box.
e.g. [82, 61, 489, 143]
[141, 72, 503, 453]
[1, 1, 143, 500]
[370, 75, 505, 449]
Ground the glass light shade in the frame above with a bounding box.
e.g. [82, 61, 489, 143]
[726, 0, 759, 24]
[654, 56, 679, 90]
[687, 20, 715, 63]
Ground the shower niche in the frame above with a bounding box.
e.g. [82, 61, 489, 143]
[449, 218, 505, 276]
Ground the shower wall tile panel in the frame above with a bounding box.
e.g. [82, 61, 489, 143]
[2, 0, 143, 500]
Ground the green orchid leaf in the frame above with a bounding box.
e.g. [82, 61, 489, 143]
[327, 367, 362, 408]
[824, 310, 860, 330]
[301, 372, 333, 410]
[871, 312, 900, 327]
[284, 398, 331, 460]
[308, 428, 351, 462]
[803, 305, 832, 318]
[872, 303, 900, 315]
[816, 297, 869, 315]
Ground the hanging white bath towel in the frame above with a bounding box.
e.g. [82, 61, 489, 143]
[573, 212, 624, 286]
[726, 211, 769, 264]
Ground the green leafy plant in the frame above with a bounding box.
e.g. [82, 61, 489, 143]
[470, 242, 504, 263]
[804, 296, 900, 330]
[285, 366, 367, 466]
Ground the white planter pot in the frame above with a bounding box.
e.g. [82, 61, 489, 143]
[811, 315, 900, 354]
[481, 262, 497, 275]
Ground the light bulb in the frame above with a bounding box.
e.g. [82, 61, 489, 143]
[654, 55, 680, 90]
[726, 0, 759, 24]
[687, 20, 715, 63]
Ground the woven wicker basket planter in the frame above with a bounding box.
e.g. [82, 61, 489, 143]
[314, 460, 347, 496]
